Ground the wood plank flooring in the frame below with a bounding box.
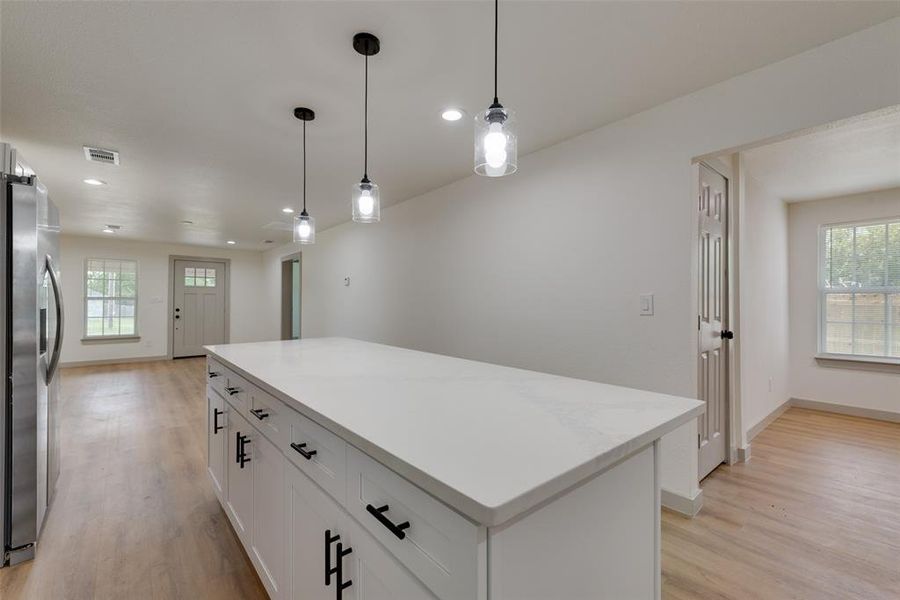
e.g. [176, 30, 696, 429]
[0, 359, 897, 599]
[0, 358, 267, 600]
[662, 407, 900, 600]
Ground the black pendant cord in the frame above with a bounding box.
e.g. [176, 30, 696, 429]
[301, 120, 307, 214]
[363, 54, 369, 180]
[493, 0, 499, 105]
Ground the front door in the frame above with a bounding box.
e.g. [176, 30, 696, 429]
[173, 259, 226, 358]
[697, 163, 729, 480]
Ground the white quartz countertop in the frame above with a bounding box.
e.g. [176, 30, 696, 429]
[206, 338, 704, 526]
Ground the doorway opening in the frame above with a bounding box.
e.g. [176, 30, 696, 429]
[281, 253, 301, 340]
[169, 256, 230, 358]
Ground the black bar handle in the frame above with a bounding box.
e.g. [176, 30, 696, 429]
[336, 542, 353, 599]
[235, 431, 241, 464]
[291, 442, 317, 460]
[238, 434, 251, 468]
[250, 408, 270, 421]
[365, 504, 411, 540]
[225, 386, 241, 396]
[208, 371, 221, 378]
[325, 529, 340, 586]
[213, 408, 223, 434]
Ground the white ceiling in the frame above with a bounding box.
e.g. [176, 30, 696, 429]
[743, 110, 900, 202]
[3, 2, 899, 248]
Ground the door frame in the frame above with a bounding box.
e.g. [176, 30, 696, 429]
[691, 156, 742, 476]
[280, 252, 302, 340]
[166, 255, 231, 359]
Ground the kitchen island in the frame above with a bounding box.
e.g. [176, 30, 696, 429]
[205, 337, 703, 600]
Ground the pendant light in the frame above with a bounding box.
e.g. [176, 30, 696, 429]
[293, 107, 316, 244]
[475, 0, 517, 177]
[352, 32, 381, 223]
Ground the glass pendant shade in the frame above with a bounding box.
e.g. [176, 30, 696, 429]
[293, 212, 315, 244]
[352, 179, 380, 223]
[474, 106, 517, 177]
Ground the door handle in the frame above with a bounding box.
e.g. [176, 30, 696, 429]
[720, 330, 734, 340]
[45, 255, 64, 383]
[365, 504, 411, 540]
[213, 408, 223, 434]
[290, 442, 317, 460]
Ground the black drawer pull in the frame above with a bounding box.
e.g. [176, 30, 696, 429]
[366, 504, 410, 540]
[237, 433, 251, 468]
[290, 442, 317, 460]
[224, 386, 241, 396]
[335, 542, 353, 599]
[213, 408, 223, 434]
[208, 371, 221, 378]
[325, 530, 339, 586]
[250, 408, 269, 421]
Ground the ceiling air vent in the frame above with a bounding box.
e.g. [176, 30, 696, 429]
[83, 146, 120, 165]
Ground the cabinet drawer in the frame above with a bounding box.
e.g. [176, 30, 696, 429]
[206, 358, 228, 398]
[285, 409, 347, 505]
[346, 447, 481, 600]
[220, 369, 252, 415]
[246, 385, 289, 449]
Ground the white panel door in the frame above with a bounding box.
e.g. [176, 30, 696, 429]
[173, 259, 226, 357]
[251, 432, 286, 599]
[697, 163, 729, 479]
[207, 392, 227, 500]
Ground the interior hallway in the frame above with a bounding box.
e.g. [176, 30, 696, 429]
[0, 359, 897, 599]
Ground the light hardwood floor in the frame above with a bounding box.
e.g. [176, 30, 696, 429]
[1, 359, 897, 599]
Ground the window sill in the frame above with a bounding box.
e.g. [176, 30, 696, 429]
[815, 353, 900, 373]
[81, 335, 141, 345]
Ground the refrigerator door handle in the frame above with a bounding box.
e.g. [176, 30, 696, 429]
[45, 254, 64, 383]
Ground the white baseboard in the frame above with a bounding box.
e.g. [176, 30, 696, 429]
[790, 397, 900, 424]
[60, 354, 169, 369]
[736, 445, 751, 462]
[746, 398, 793, 442]
[661, 487, 703, 517]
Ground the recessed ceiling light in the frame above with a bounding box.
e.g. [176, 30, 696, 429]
[226, 240, 236, 245]
[441, 108, 464, 122]
[282, 207, 295, 214]
[83, 178, 107, 186]
[102, 228, 115, 234]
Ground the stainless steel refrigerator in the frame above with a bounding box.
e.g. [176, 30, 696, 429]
[1, 143, 63, 566]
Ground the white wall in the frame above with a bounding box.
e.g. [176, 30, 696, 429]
[59, 234, 267, 364]
[262, 19, 900, 501]
[738, 174, 791, 442]
[788, 188, 900, 414]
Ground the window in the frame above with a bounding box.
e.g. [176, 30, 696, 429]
[183, 266, 216, 287]
[820, 219, 900, 359]
[84, 259, 138, 338]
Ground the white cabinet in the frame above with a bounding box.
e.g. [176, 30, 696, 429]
[285, 460, 435, 600]
[285, 459, 342, 600]
[251, 431, 286, 599]
[207, 391, 227, 501]
[226, 409, 254, 545]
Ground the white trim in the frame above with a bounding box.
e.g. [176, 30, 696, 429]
[791, 397, 900, 424]
[746, 398, 793, 442]
[817, 217, 900, 361]
[82, 256, 139, 340]
[661, 487, 704, 518]
[815, 353, 900, 367]
[60, 354, 168, 369]
[166, 255, 231, 359]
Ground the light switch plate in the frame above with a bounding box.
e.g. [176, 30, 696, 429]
[639, 293, 654, 316]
